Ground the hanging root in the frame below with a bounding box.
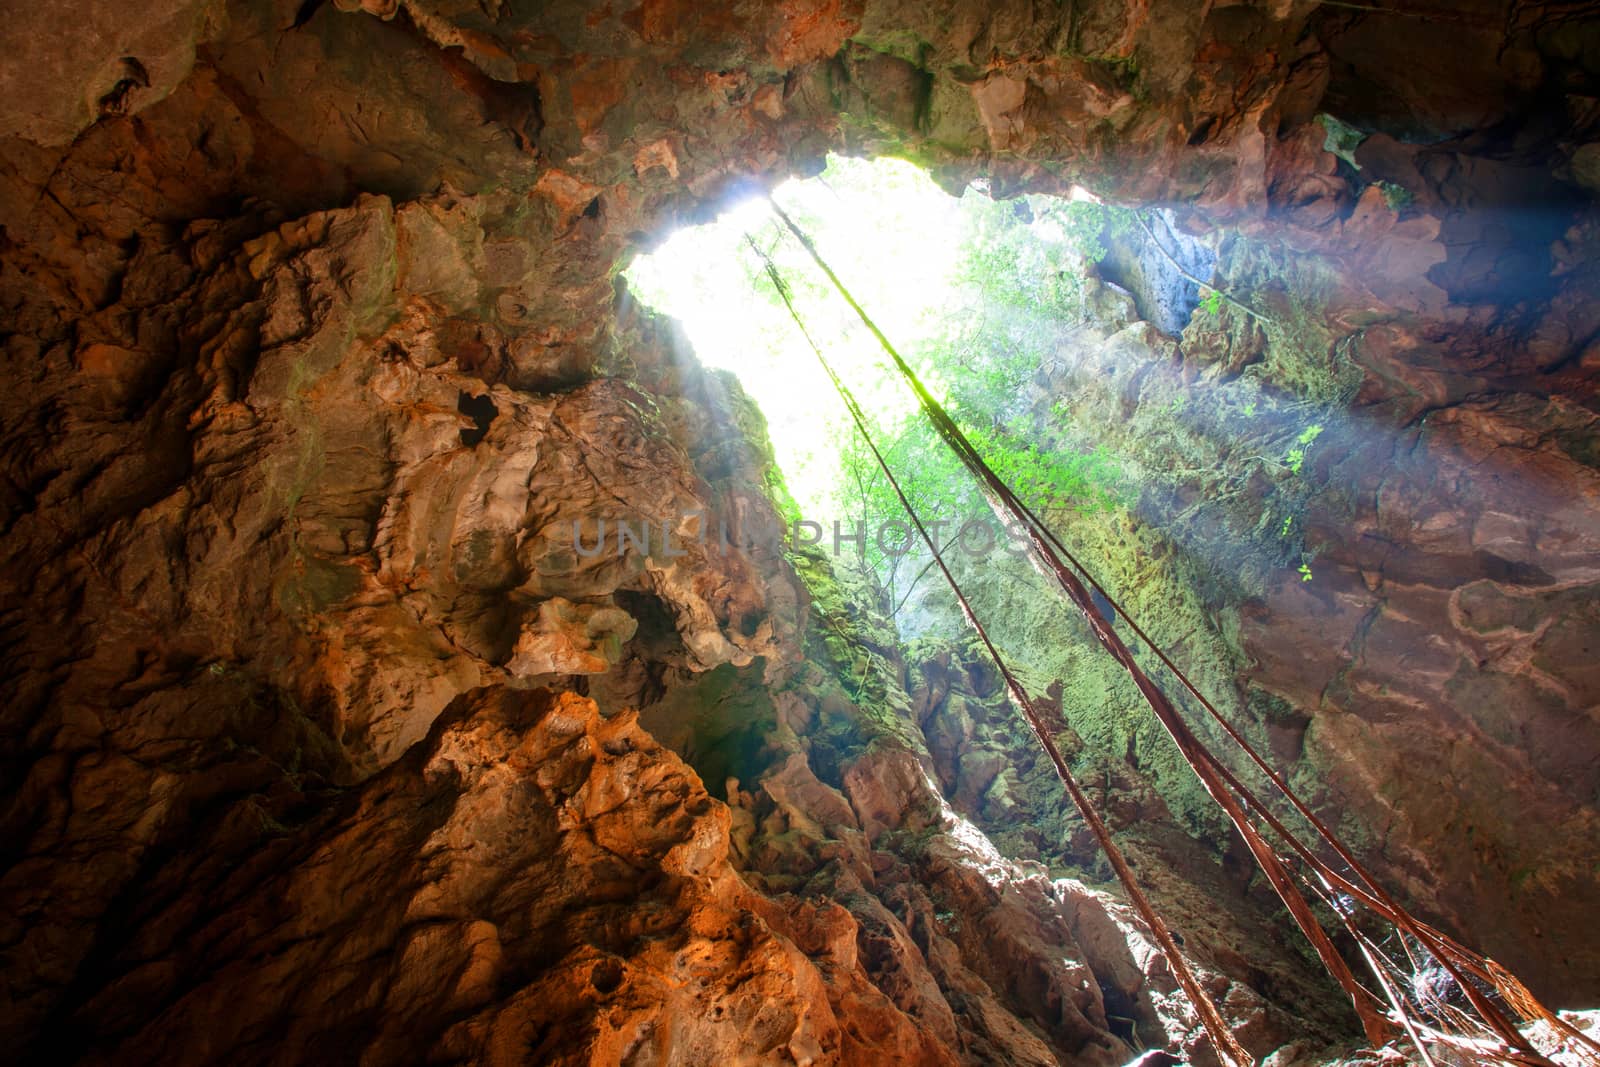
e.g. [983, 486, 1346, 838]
[747, 223, 1257, 1067]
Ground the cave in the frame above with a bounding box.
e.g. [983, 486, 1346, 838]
[3, 1, 1600, 1065]
[458, 390, 500, 446]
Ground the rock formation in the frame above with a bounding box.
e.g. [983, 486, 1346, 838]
[2, 0, 1598, 1063]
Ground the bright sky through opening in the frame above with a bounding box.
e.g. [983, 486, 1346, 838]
[625, 156, 980, 517]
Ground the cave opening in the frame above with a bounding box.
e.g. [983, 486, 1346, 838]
[456, 389, 499, 446]
[621, 153, 1369, 657]
[624, 154, 1231, 638]
[618, 154, 1371, 819]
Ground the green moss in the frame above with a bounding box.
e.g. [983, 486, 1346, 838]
[1375, 180, 1414, 211]
[787, 545, 925, 756]
[1318, 113, 1366, 170]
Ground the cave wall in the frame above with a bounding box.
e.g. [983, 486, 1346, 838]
[2, 0, 1599, 1062]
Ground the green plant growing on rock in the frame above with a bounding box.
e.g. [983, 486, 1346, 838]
[1284, 423, 1324, 475]
[1375, 180, 1413, 211]
[1318, 112, 1366, 169]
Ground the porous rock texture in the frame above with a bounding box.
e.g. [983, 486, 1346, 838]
[2, 0, 1599, 1064]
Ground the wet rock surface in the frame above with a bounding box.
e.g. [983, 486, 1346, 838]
[2, 0, 1599, 1062]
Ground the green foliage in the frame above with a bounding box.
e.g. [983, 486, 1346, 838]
[970, 429, 1128, 513]
[838, 410, 1129, 583]
[830, 192, 1136, 600]
[1284, 423, 1324, 475]
[1199, 288, 1223, 316]
[1318, 113, 1366, 170]
[954, 195, 1130, 321]
[1299, 561, 1314, 582]
[1375, 180, 1414, 211]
